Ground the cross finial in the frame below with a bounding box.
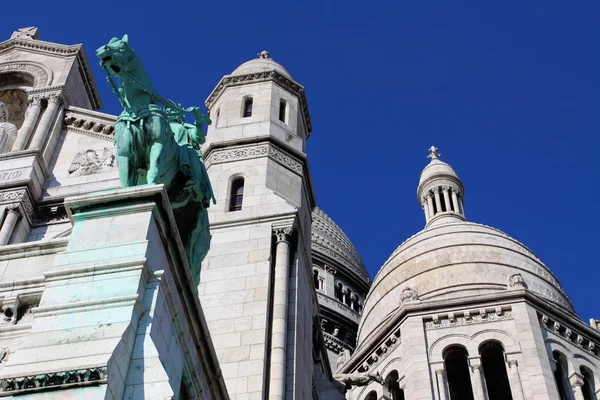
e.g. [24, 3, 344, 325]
[257, 50, 270, 59]
[427, 146, 441, 160]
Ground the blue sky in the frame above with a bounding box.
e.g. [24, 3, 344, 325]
[3, 1, 599, 320]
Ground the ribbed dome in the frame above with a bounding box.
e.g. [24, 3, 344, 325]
[231, 51, 292, 79]
[357, 221, 572, 344]
[311, 207, 369, 283]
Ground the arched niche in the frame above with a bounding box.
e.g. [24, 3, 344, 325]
[0, 61, 53, 89]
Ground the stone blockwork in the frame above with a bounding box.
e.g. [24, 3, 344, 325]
[0, 186, 228, 399]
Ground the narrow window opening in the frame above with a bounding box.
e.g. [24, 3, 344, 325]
[313, 270, 320, 289]
[229, 178, 244, 211]
[386, 370, 406, 400]
[431, 192, 439, 214]
[440, 187, 447, 212]
[480, 341, 513, 400]
[344, 291, 352, 307]
[553, 351, 569, 400]
[279, 99, 286, 122]
[243, 97, 253, 118]
[335, 283, 343, 302]
[581, 366, 595, 400]
[215, 108, 220, 127]
[444, 346, 475, 400]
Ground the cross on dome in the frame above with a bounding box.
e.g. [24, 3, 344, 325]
[427, 146, 441, 160]
[257, 50, 270, 59]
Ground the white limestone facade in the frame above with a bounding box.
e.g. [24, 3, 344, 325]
[198, 51, 346, 400]
[339, 148, 600, 400]
[0, 28, 229, 399]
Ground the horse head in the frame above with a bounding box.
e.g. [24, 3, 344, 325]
[96, 34, 137, 78]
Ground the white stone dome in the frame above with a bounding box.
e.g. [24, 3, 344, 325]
[311, 207, 369, 283]
[356, 221, 572, 345]
[231, 51, 292, 79]
[418, 158, 459, 187]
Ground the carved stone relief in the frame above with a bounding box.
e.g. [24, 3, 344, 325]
[67, 148, 115, 176]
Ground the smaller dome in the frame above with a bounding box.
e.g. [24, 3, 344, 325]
[418, 158, 459, 187]
[231, 50, 292, 79]
[311, 207, 369, 283]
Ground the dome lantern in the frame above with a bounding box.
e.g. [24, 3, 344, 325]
[417, 146, 466, 227]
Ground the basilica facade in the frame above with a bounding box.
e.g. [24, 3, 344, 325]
[0, 27, 596, 400]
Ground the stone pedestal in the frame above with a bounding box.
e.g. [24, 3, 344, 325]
[0, 185, 228, 399]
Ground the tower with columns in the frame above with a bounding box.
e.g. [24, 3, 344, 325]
[198, 51, 330, 400]
[338, 147, 600, 400]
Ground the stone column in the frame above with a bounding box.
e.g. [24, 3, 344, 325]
[0, 205, 20, 245]
[422, 201, 430, 220]
[426, 194, 435, 218]
[458, 196, 464, 216]
[442, 186, 451, 212]
[434, 188, 442, 214]
[12, 96, 42, 151]
[451, 190, 460, 214]
[435, 368, 448, 400]
[469, 357, 488, 400]
[268, 226, 293, 400]
[506, 358, 525, 400]
[569, 372, 586, 400]
[29, 93, 63, 150]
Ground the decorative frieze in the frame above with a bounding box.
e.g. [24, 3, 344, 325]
[357, 328, 401, 373]
[205, 70, 312, 133]
[0, 190, 34, 223]
[63, 115, 115, 139]
[204, 143, 303, 174]
[540, 313, 599, 357]
[425, 307, 512, 330]
[0, 366, 107, 395]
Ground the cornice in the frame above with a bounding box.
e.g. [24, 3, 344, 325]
[343, 288, 591, 374]
[63, 107, 116, 140]
[0, 39, 102, 110]
[205, 70, 312, 136]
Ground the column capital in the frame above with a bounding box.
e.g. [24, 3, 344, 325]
[28, 96, 43, 106]
[505, 352, 521, 366]
[6, 203, 21, 216]
[468, 356, 483, 370]
[441, 186, 450, 192]
[569, 371, 585, 387]
[48, 92, 65, 105]
[273, 226, 293, 243]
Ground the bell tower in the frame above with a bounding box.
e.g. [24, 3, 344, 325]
[199, 52, 320, 399]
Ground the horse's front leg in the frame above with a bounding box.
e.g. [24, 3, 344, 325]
[115, 121, 136, 187]
[145, 114, 170, 185]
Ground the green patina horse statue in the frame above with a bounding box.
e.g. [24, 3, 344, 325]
[96, 35, 215, 284]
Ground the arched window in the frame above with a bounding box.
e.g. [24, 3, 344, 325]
[313, 270, 320, 289]
[344, 290, 352, 307]
[480, 341, 513, 400]
[242, 97, 253, 118]
[365, 390, 377, 400]
[444, 346, 474, 400]
[279, 99, 286, 122]
[552, 351, 570, 400]
[580, 366, 595, 400]
[385, 370, 405, 400]
[229, 178, 244, 211]
[335, 282, 343, 302]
